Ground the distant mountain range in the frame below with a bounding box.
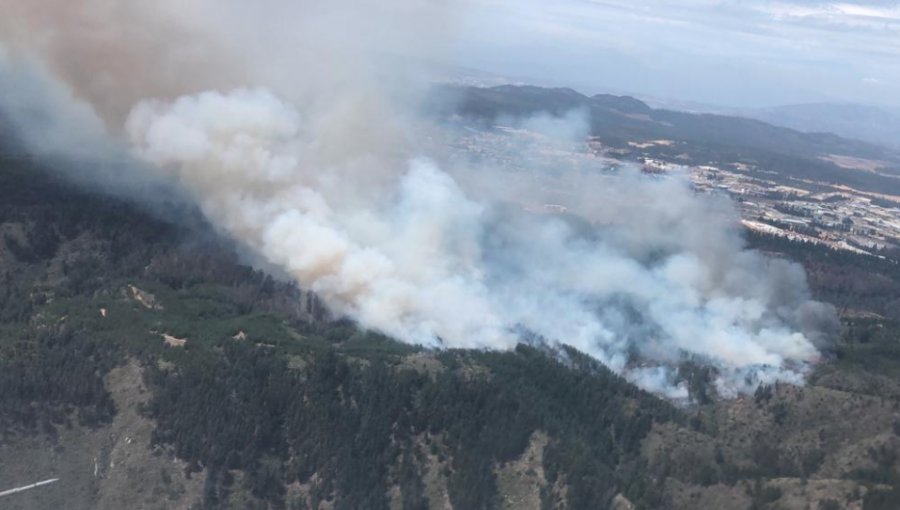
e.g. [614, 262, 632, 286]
[432, 84, 900, 195]
[638, 95, 900, 151]
[432, 68, 900, 152]
[750, 103, 900, 151]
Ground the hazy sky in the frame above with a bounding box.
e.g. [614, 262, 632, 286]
[454, 0, 900, 108]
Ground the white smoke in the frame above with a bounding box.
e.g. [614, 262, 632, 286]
[122, 88, 833, 398]
[0, 0, 836, 399]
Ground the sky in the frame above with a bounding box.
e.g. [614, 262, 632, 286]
[452, 0, 900, 108]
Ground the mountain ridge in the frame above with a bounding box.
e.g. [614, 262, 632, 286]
[432, 84, 900, 197]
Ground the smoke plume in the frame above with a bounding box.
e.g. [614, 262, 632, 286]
[0, 0, 836, 399]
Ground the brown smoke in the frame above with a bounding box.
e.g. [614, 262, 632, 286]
[0, 0, 242, 124]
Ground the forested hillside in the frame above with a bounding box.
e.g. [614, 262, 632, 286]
[0, 154, 680, 509]
[6, 149, 900, 509]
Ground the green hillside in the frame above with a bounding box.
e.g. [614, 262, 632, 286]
[5, 149, 900, 509]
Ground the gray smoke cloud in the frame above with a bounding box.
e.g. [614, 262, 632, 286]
[0, 0, 836, 399]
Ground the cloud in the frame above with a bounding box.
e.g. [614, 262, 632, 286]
[456, 0, 900, 107]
